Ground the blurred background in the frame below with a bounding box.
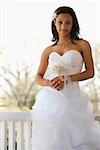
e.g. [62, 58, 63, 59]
[0, 0, 100, 113]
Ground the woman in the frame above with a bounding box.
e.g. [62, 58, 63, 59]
[31, 6, 100, 150]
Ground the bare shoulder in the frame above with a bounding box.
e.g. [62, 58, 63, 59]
[73, 39, 94, 67]
[36, 45, 53, 76]
[75, 39, 92, 54]
[79, 39, 91, 48]
[41, 46, 52, 60]
[41, 45, 53, 58]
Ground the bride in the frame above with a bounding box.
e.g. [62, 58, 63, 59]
[31, 6, 100, 150]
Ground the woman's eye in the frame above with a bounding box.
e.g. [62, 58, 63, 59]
[66, 22, 70, 24]
[59, 21, 62, 24]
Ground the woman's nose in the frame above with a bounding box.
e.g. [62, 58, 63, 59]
[62, 23, 66, 29]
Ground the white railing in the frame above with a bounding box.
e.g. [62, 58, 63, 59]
[0, 111, 100, 150]
[0, 112, 32, 150]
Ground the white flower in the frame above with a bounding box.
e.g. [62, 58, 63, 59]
[52, 12, 57, 21]
[50, 62, 68, 77]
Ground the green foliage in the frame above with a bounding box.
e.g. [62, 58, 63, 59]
[29, 93, 36, 110]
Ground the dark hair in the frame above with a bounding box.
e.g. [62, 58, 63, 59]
[51, 6, 81, 44]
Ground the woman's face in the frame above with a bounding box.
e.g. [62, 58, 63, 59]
[54, 13, 73, 36]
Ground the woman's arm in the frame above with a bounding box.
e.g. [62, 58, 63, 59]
[70, 40, 94, 81]
[35, 47, 52, 86]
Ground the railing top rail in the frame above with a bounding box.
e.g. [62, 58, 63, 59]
[0, 111, 100, 122]
[0, 111, 32, 121]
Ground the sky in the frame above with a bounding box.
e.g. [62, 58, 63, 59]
[0, 0, 100, 73]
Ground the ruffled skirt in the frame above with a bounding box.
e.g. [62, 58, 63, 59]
[31, 83, 100, 150]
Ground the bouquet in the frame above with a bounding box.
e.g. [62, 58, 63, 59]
[50, 61, 69, 81]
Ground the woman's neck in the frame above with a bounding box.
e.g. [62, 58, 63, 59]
[58, 35, 71, 45]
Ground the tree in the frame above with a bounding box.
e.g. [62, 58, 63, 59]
[0, 62, 37, 107]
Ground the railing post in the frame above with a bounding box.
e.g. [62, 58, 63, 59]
[0, 121, 7, 150]
[24, 121, 32, 150]
[8, 121, 16, 150]
[17, 121, 24, 150]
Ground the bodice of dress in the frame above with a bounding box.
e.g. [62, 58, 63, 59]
[45, 50, 83, 80]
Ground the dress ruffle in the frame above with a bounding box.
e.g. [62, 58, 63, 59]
[31, 86, 100, 149]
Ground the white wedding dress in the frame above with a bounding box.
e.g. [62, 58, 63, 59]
[31, 50, 100, 150]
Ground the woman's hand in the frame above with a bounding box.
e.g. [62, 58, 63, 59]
[50, 76, 64, 90]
